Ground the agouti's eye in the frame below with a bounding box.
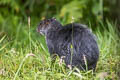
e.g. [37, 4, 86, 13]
[47, 19, 50, 22]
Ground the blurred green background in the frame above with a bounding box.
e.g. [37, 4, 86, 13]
[0, 0, 120, 28]
[0, 0, 120, 79]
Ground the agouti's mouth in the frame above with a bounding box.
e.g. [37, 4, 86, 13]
[36, 27, 45, 36]
[40, 32, 44, 36]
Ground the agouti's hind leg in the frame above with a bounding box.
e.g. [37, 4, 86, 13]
[88, 62, 97, 72]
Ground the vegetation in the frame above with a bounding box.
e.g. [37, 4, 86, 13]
[0, 0, 120, 80]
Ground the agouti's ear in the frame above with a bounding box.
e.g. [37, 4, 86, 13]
[41, 17, 45, 20]
[52, 17, 56, 20]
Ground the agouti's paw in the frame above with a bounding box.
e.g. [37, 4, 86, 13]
[67, 65, 72, 70]
[59, 56, 66, 66]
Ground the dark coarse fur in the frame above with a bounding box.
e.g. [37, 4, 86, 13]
[37, 18, 99, 71]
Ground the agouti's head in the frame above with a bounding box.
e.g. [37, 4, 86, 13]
[37, 18, 62, 35]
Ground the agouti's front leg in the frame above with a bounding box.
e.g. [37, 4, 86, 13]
[47, 43, 57, 64]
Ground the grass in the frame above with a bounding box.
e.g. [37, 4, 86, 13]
[0, 18, 120, 80]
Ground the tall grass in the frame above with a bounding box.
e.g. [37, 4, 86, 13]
[0, 19, 120, 80]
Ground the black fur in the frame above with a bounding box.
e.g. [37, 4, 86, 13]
[37, 18, 99, 71]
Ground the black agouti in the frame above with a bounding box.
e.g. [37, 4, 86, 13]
[37, 18, 99, 71]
